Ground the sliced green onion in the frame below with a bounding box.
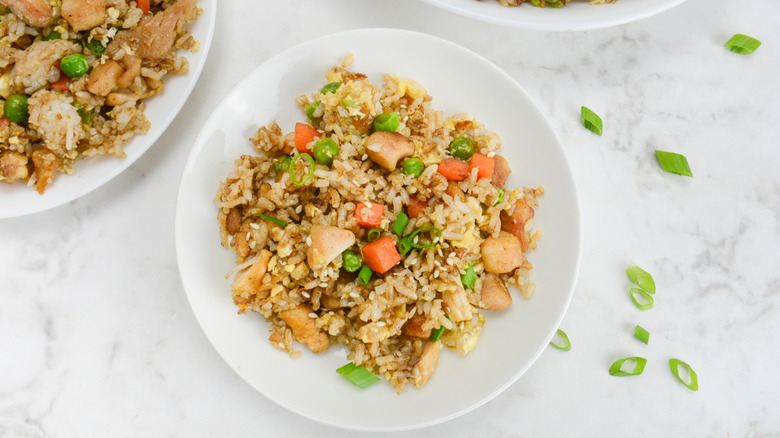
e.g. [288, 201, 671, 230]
[724, 34, 762, 55]
[580, 106, 603, 136]
[430, 325, 446, 342]
[655, 150, 693, 177]
[494, 188, 504, 206]
[634, 325, 650, 345]
[273, 155, 292, 173]
[289, 153, 315, 186]
[253, 213, 286, 228]
[669, 359, 699, 391]
[609, 357, 647, 376]
[409, 226, 442, 249]
[398, 237, 413, 256]
[549, 328, 571, 351]
[367, 227, 382, 243]
[336, 363, 379, 389]
[629, 287, 654, 311]
[460, 264, 477, 290]
[392, 212, 409, 237]
[626, 265, 656, 294]
[72, 102, 91, 125]
[358, 265, 373, 286]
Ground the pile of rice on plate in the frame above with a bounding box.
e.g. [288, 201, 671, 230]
[216, 56, 544, 392]
[490, 0, 616, 7]
[0, 0, 201, 193]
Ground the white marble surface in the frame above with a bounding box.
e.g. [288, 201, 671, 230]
[2, 0, 779, 436]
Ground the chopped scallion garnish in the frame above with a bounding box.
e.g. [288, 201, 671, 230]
[633, 325, 650, 345]
[358, 265, 373, 286]
[398, 237, 413, 256]
[669, 359, 699, 391]
[460, 264, 477, 290]
[549, 328, 571, 351]
[580, 106, 603, 136]
[430, 325, 446, 342]
[494, 188, 504, 206]
[629, 287, 654, 311]
[626, 265, 656, 294]
[655, 150, 693, 177]
[724, 34, 762, 55]
[409, 226, 442, 249]
[392, 212, 409, 237]
[336, 363, 380, 389]
[609, 356, 647, 376]
[253, 213, 287, 228]
[367, 227, 382, 243]
[289, 153, 315, 186]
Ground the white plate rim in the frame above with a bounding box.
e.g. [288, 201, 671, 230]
[175, 28, 583, 431]
[0, 0, 217, 219]
[420, 0, 687, 31]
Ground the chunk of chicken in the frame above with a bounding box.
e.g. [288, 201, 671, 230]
[30, 148, 61, 194]
[479, 273, 512, 310]
[86, 55, 142, 98]
[232, 249, 272, 304]
[500, 198, 535, 252]
[413, 341, 442, 388]
[61, 0, 106, 31]
[28, 90, 85, 159]
[401, 312, 431, 338]
[491, 154, 512, 188]
[279, 304, 330, 354]
[306, 225, 355, 270]
[364, 131, 414, 172]
[0, 0, 52, 27]
[10, 40, 81, 94]
[0, 151, 29, 183]
[443, 282, 473, 322]
[107, 0, 198, 60]
[481, 231, 526, 274]
[226, 208, 242, 234]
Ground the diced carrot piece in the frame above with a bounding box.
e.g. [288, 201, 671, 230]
[407, 197, 428, 219]
[437, 158, 469, 181]
[50, 74, 71, 92]
[137, 0, 150, 14]
[354, 202, 384, 228]
[294, 122, 321, 154]
[469, 153, 494, 180]
[361, 236, 401, 274]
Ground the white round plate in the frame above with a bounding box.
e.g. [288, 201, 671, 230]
[0, 0, 217, 218]
[175, 28, 581, 431]
[421, 0, 686, 31]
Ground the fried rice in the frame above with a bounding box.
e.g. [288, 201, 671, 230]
[215, 57, 544, 392]
[0, 0, 200, 193]
[492, 0, 616, 7]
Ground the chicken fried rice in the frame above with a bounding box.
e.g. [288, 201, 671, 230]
[491, 0, 616, 7]
[0, 0, 200, 193]
[216, 58, 543, 392]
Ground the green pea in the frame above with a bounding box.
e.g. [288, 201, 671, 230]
[402, 157, 424, 178]
[372, 112, 399, 132]
[448, 136, 474, 161]
[320, 82, 341, 94]
[273, 155, 292, 173]
[44, 31, 62, 41]
[87, 39, 105, 58]
[3, 94, 29, 124]
[312, 137, 339, 166]
[72, 102, 91, 125]
[60, 54, 90, 78]
[342, 250, 362, 273]
[305, 101, 320, 120]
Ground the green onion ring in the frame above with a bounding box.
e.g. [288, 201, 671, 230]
[366, 227, 382, 242]
[724, 34, 762, 55]
[409, 226, 442, 249]
[397, 237, 413, 256]
[669, 359, 699, 391]
[629, 287, 654, 311]
[655, 150, 693, 177]
[336, 363, 379, 389]
[580, 106, 603, 136]
[253, 213, 287, 228]
[626, 265, 656, 294]
[609, 357, 647, 376]
[460, 264, 477, 290]
[633, 325, 650, 345]
[392, 212, 409, 237]
[358, 265, 373, 286]
[289, 153, 315, 186]
[549, 328, 571, 351]
[430, 325, 446, 342]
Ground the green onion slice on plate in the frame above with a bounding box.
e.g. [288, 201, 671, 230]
[609, 356, 647, 376]
[634, 325, 650, 345]
[580, 106, 603, 136]
[630, 287, 654, 311]
[669, 358, 699, 391]
[549, 328, 571, 351]
[336, 363, 379, 389]
[724, 34, 762, 55]
[655, 150, 693, 177]
[626, 265, 656, 294]
[289, 153, 315, 186]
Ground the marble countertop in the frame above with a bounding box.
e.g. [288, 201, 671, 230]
[2, 0, 779, 436]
